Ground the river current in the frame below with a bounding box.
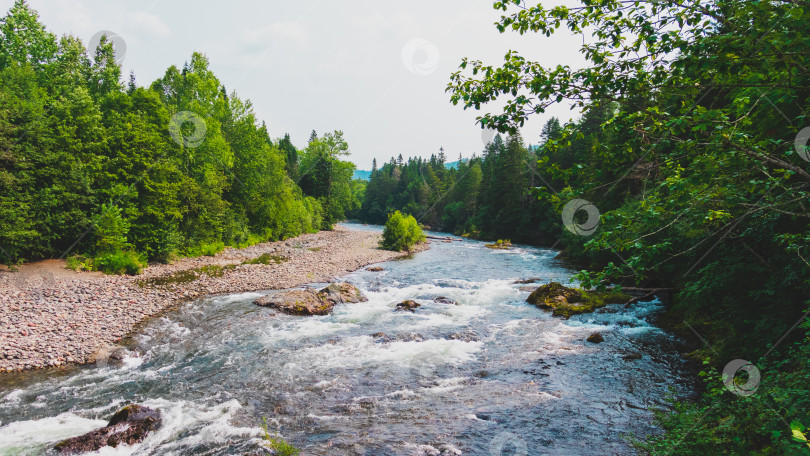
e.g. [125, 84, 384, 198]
[0, 224, 690, 455]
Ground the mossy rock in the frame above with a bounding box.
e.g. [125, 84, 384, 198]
[526, 282, 630, 319]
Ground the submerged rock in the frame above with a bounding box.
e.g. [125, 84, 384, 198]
[586, 332, 605, 344]
[366, 266, 384, 272]
[513, 277, 542, 284]
[254, 282, 367, 316]
[433, 296, 458, 305]
[53, 404, 161, 454]
[395, 300, 421, 312]
[525, 282, 630, 318]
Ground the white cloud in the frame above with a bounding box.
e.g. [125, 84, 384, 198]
[241, 21, 307, 47]
[128, 12, 170, 38]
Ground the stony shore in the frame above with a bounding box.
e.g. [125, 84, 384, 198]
[0, 226, 427, 373]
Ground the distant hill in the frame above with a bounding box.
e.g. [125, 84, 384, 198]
[352, 169, 372, 180]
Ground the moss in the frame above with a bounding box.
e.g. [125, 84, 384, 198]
[526, 282, 631, 318]
[137, 264, 238, 287]
[241, 253, 288, 265]
[485, 239, 512, 249]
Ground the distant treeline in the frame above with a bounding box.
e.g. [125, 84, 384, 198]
[355, 132, 550, 244]
[0, 1, 360, 264]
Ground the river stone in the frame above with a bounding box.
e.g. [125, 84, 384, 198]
[318, 282, 367, 305]
[53, 404, 161, 454]
[254, 282, 366, 316]
[395, 300, 421, 312]
[586, 332, 605, 344]
[526, 282, 583, 307]
[513, 277, 542, 284]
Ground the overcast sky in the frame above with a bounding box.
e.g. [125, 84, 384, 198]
[8, 0, 586, 169]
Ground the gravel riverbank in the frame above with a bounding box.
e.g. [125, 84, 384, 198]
[0, 226, 427, 373]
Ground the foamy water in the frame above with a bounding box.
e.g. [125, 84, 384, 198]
[0, 224, 690, 455]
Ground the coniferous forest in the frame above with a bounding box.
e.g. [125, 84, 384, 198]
[1, 0, 810, 454]
[0, 1, 360, 269]
[355, 1, 810, 453]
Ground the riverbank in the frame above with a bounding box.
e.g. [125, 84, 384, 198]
[0, 225, 426, 373]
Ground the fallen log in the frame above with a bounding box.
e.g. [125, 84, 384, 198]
[426, 235, 458, 241]
[614, 287, 676, 308]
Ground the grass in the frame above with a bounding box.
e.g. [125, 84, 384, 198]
[261, 418, 300, 456]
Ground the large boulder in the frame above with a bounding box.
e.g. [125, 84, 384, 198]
[525, 282, 629, 319]
[318, 282, 367, 305]
[526, 282, 583, 308]
[254, 282, 366, 316]
[53, 404, 161, 454]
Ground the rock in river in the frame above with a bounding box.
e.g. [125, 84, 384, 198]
[526, 282, 630, 319]
[395, 300, 421, 312]
[586, 332, 605, 344]
[53, 404, 162, 454]
[254, 282, 366, 316]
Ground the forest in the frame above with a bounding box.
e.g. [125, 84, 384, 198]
[1, 0, 809, 453]
[0, 1, 361, 271]
[357, 0, 810, 454]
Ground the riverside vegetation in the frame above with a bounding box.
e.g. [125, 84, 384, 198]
[2, 0, 809, 454]
[0, 1, 362, 273]
[355, 0, 810, 454]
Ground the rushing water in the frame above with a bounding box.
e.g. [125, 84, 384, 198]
[0, 224, 690, 455]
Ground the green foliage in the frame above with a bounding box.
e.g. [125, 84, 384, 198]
[261, 418, 300, 456]
[94, 203, 130, 253]
[356, 134, 543, 243]
[65, 254, 92, 272]
[92, 250, 145, 275]
[298, 131, 357, 229]
[443, 0, 810, 452]
[183, 241, 225, 258]
[380, 211, 425, 252]
[0, 2, 345, 267]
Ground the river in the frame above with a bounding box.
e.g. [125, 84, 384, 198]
[0, 224, 690, 455]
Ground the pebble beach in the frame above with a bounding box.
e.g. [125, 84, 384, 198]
[0, 226, 425, 373]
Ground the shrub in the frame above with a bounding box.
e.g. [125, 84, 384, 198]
[184, 241, 226, 257]
[92, 250, 146, 275]
[66, 254, 93, 271]
[380, 211, 425, 252]
[94, 203, 131, 253]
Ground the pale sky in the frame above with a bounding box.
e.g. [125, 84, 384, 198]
[6, 0, 586, 169]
